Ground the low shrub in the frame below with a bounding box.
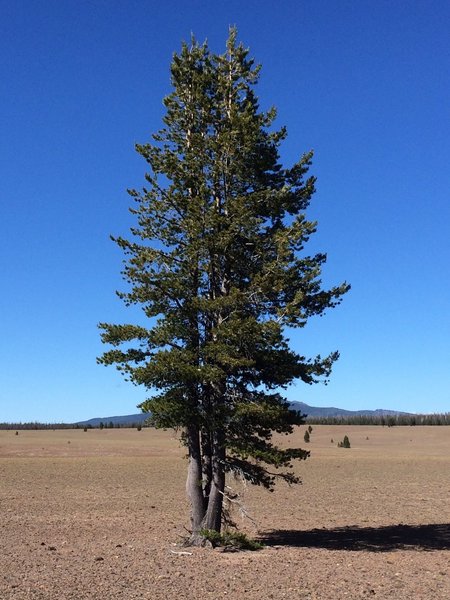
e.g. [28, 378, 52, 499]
[199, 529, 263, 551]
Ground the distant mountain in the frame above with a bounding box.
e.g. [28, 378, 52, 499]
[289, 401, 411, 418]
[76, 403, 409, 427]
[75, 413, 149, 427]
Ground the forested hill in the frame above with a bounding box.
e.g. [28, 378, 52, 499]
[75, 413, 149, 427]
[289, 402, 410, 418]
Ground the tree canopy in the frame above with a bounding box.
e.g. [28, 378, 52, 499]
[98, 28, 349, 543]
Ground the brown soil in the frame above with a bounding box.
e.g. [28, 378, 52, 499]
[1, 425, 449, 599]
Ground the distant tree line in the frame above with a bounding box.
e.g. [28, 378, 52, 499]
[305, 413, 450, 426]
[2, 413, 449, 430]
[0, 422, 74, 430]
[96, 421, 148, 430]
[0, 421, 150, 431]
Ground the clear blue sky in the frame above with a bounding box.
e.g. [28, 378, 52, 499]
[1, 1, 449, 422]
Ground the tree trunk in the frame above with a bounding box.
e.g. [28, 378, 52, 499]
[201, 429, 212, 512]
[185, 424, 206, 543]
[204, 428, 226, 532]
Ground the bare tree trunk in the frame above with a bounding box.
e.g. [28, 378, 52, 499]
[185, 424, 206, 543]
[204, 428, 226, 532]
[201, 429, 212, 512]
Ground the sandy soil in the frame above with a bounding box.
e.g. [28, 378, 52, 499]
[1, 425, 449, 599]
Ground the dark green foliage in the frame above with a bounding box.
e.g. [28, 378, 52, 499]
[338, 435, 351, 448]
[304, 430, 310, 443]
[98, 29, 349, 535]
[199, 529, 263, 551]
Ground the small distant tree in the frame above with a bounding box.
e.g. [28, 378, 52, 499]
[98, 29, 349, 544]
[304, 430, 310, 443]
[308, 425, 313, 434]
[338, 435, 351, 448]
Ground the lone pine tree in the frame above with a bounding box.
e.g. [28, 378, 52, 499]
[98, 29, 349, 544]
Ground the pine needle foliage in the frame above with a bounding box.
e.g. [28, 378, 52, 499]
[98, 28, 349, 540]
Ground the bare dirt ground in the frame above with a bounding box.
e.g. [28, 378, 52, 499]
[1, 425, 449, 599]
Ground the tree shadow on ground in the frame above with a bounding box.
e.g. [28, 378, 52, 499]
[259, 523, 450, 552]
